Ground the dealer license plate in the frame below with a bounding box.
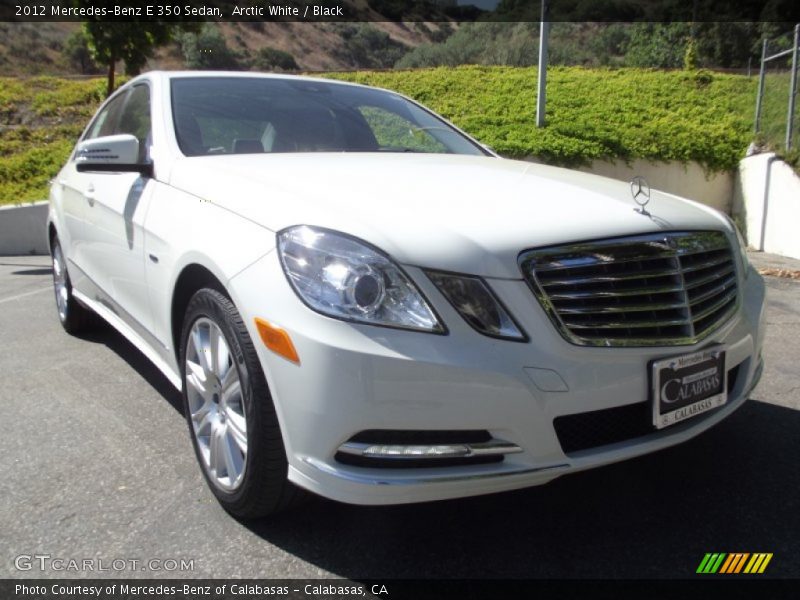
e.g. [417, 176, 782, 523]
[652, 347, 727, 429]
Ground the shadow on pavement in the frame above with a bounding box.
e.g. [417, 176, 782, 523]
[242, 398, 799, 579]
[12, 268, 52, 276]
[72, 319, 799, 579]
[76, 325, 183, 415]
[0, 261, 50, 268]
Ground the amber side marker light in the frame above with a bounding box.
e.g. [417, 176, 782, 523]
[255, 318, 300, 364]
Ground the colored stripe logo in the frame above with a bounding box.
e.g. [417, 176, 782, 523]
[697, 553, 773, 574]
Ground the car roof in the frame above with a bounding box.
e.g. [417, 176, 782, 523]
[136, 70, 379, 93]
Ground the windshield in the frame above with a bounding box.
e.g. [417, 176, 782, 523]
[170, 77, 488, 157]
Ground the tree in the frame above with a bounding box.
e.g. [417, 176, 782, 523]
[63, 29, 100, 74]
[79, 5, 198, 96]
[178, 24, 246, 70]
[624, 23, 691, 68]
[252, 47, 299, 72]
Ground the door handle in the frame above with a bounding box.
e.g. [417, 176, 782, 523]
[86, 183, 96, 207]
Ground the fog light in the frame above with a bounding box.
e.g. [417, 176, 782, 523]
[362, 444, 471, 458]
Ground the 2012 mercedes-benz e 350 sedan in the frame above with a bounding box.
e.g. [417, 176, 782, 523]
[48, 72, 765, 518]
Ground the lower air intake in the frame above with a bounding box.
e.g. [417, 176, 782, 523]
[554, 365, 741, 455]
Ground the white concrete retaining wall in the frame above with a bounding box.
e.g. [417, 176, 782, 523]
[0, 201, 49, 256]
[523, 157, 735, 214]
[0, 159, 736, 256]
[734, 153, 800, 260]
[4, 156, 795, 259]
[577, 159, 734, 214]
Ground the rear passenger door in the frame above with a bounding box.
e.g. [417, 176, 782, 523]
[57, 91, 127, 289]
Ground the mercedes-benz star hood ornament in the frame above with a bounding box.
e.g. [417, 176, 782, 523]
[630, 176, 651, 214]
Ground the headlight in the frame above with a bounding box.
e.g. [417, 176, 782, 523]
[277, 226, 444, 333]
[427, 271, 527, 341]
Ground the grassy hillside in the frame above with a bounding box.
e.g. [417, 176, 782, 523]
[0, 67, 757, 205]
[0, 77, 108, 205]
[329, 66, 757, 170]
[0, 21, 446, 75]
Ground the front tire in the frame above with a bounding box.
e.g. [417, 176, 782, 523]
[51, 238, 96, 334]
[180, 288, 300, 519]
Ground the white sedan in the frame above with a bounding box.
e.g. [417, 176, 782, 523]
[48, 71, 765, 518]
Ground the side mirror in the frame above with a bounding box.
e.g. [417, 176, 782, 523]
[75, 134, 152, 177]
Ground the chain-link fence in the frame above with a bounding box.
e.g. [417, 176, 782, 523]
[755, 25, 799, 152]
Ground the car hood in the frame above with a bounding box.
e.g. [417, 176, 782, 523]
[167, 154, 730, 279]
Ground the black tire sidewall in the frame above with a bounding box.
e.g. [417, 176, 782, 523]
[51, 238, 91, 332]
[52, 240, 69, 326]
[179, 288, 287, 513]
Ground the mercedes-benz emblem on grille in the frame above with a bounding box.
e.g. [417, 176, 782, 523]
[630, 176, 651, 210]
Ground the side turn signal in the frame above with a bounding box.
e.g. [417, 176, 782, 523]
[254, 318, 300, 364]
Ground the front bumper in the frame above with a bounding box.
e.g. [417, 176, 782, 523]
[230, 251, 767, 505]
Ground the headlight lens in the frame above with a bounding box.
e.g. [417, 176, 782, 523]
[277, 226, 444, 333]
[427, 271, 527, 341]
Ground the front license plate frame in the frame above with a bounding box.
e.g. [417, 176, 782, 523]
[651, 346, 727, 430]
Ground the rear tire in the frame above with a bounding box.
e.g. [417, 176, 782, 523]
[180, 287, 301, 519]
[51, 238, 97, 334]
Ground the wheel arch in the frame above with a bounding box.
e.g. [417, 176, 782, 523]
[170, 263, 228, 364]
[47, 221, 57, 254]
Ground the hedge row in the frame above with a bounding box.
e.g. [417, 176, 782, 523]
[0, 67, 756, 205]
[326, 66, 757, 172]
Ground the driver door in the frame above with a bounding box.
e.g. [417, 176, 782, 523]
[79, 84, 155, 336]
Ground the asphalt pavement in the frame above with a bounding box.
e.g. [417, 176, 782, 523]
[0, 252, 798, 580]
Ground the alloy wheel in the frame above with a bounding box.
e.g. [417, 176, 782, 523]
[184, 317, 248, 491]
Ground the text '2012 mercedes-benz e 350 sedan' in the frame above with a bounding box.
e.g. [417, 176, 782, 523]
[48, 71, 765, 518]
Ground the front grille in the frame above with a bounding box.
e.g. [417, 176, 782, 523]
[520, 231, 739, 346]
[554, 364, 741, 455]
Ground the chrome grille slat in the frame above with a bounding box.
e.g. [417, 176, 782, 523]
[684, 265, 735, 289]
[520, 231, 739, 347]
[678, 244, 730, 256]
[679, 254, 732, 274]
[533, 253, 675, 270]
[539, 267, 682, 287]
[556, 301, 688, 314]
[688, 276, 737, 306]
[548, 285, 686, 299]
[563, 317, 691, 330]
[690, 289, 738, 322]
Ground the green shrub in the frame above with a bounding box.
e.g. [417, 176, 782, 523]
[178, 24, 246, 70]
[0, 67, 759, 205]
[624, 23, 691, 68]
[325, 66, 756, 171]
[252, 47, 299, 72]
[0, 76, 109, 205]
[331, 24, 407, 69]
[0, 140, 73, 204]
[397, 23, 539, 68]
[63, 29, 101, 74]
